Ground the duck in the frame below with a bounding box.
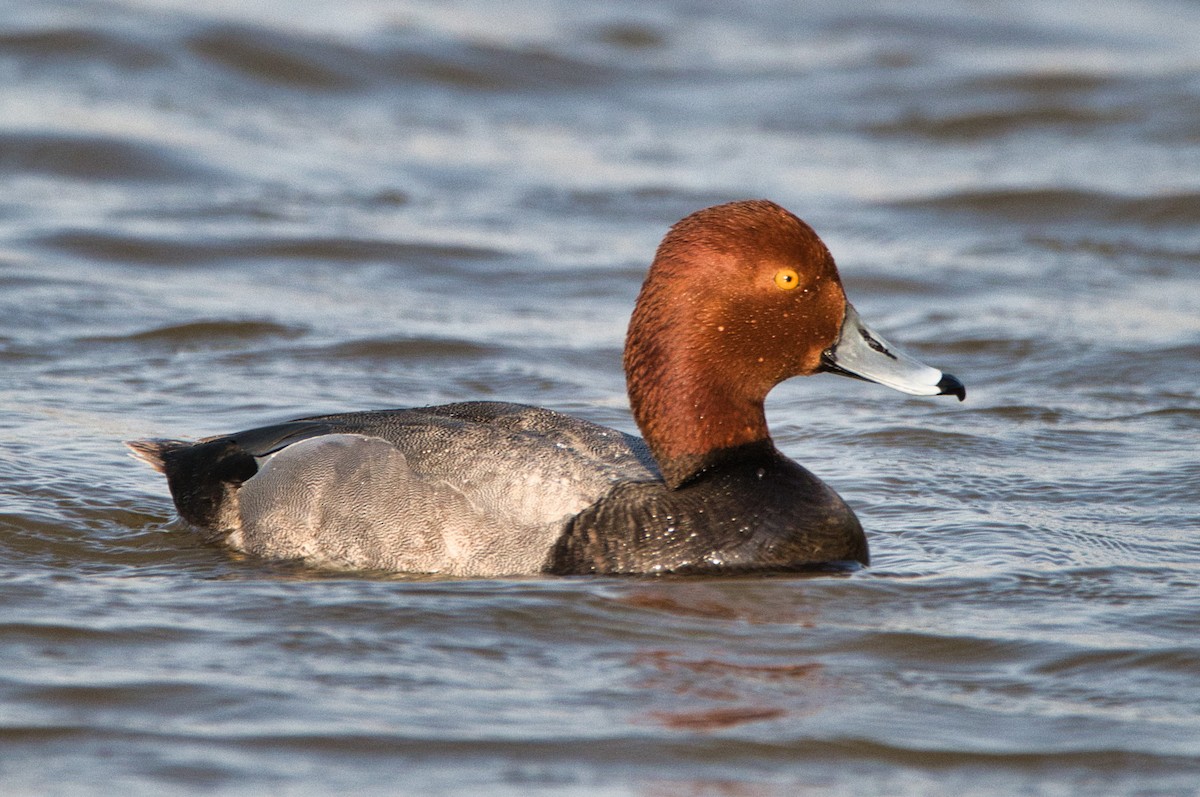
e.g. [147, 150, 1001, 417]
[128, 200, 964, 576]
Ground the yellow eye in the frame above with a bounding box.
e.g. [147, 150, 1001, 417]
[774, 268, 800, 290]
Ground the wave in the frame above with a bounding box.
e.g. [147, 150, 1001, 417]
[0, 26, 169, 69]
[108, 319, 304, 347]
[30, 229, 507, 268]
[889, 188, 1200, 226]
[0, 130, 222, 183]
[186, 22, 621, 94]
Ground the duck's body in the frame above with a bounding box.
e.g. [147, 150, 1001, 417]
[130, 200, 963, 576]
[132, 402, 657, 575]
[131, 401, 862, 575]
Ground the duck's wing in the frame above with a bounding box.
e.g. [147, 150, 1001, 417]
[129, 402, 659, 575]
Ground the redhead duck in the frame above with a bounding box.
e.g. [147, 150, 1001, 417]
[128, 200, 964, 576]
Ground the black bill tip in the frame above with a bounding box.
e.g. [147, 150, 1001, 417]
[937, 373, 966, 401]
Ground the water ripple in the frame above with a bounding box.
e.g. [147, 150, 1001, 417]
[1, 1, 1198, 794]
[186, 24, 375, 91]
[94, 320, 305, 350]
[0, 25, 170, 69]
[890, 188, 1200, 226]
[31, 229, 507, 267]
[0, 130, 221, 183]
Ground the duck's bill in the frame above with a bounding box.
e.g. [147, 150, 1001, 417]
[820, 304, 965, 400]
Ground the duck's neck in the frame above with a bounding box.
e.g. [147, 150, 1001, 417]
[626, 339, 773, 489]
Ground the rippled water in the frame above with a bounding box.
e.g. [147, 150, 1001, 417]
[1, 0, 1198, 794]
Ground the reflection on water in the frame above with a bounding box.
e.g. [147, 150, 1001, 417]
[1, 0, 1199, 794]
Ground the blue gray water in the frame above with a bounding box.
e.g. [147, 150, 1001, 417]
[1, 1, 1198, 794]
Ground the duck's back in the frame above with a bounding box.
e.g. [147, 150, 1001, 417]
[132, 402, 659, 575]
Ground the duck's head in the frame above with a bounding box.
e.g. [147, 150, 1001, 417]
[625, 200, 964, 487]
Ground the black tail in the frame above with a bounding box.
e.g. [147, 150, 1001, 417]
[126, 438, 189, 474]
[126, 437, 259, 534]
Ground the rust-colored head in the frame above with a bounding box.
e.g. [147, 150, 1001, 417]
[624, 200, 849, 486]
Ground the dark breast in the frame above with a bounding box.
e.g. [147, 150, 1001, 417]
[545, 442, 867, 575]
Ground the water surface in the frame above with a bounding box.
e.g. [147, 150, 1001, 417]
[1, 1, 1198, 794]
